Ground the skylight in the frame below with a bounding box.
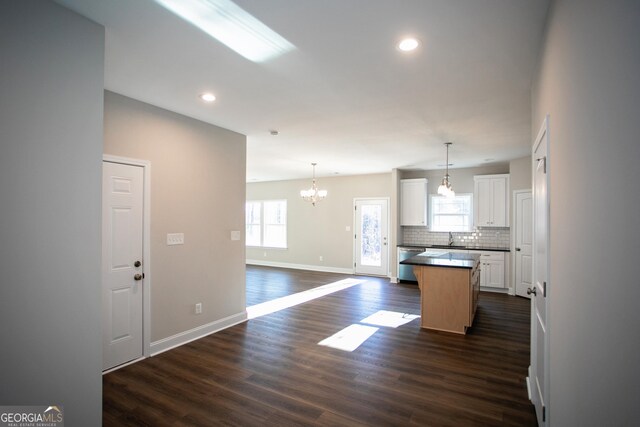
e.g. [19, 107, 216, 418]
[154, 0, 295, 62]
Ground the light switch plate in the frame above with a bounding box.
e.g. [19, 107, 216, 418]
[167, 233, 184, 245]
[230, 230, 241, 241]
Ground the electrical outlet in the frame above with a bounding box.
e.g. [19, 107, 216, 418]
[167, 233, 184, 245]
[263, 251, 267, 257]
[230, 230, 241, 241]
[319, 255, 323, 261]
[195, 303, 202, 314]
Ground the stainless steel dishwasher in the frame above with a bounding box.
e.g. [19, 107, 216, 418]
[398, 247, 425, 283]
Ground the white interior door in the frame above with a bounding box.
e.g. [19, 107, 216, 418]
[354, 199, 389, 276]
[102, 161, 144, 371]
[530, 118, 550, 425]
[515, 191, 533, 298]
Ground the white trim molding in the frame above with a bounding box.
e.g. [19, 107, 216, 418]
[246, 259, 354, 275]
[102, 356, 146, 375]
[150, 311, 248, 356]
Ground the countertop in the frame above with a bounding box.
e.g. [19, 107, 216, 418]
[400, 251, 480, 269]
[398, 244, 510, 253]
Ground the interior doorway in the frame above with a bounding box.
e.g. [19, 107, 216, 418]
[513, 190, 533, 298]
[102, 156, 151, 372]
[530, 116, 550, 425]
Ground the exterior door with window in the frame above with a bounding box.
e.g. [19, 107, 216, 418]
[354, 199, 389, 276]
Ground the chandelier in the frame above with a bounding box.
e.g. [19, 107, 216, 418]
[437, 142, 455, 198]
[300, 163, 327, 206]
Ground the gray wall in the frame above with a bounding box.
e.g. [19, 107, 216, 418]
[247, 173, 391, 271]
[104, 91, 247, 342]
[509, 156, 531, 191]
[532, 0, 640, 423]
[0, 1, 104, 424]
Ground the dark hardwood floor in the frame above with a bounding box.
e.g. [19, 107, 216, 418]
[246, 266, 353, 306]
[104, 265, 536, 426]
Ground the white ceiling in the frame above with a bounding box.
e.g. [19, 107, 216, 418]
[56, 0, 549, 182]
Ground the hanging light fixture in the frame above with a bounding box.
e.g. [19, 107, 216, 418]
[300, 163, 328, 206]
[437, 142, 456, 198]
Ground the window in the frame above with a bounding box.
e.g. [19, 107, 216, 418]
[429, 194, 473, 232]
[245, 200, 287, 248]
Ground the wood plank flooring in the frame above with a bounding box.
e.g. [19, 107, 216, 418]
[104, 265, 536, 426]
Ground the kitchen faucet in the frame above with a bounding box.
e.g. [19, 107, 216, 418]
[448, 232, 454, 246]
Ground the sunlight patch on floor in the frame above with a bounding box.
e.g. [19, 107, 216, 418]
[360, 310, 420, 328]
[246, 278, 366, 319]
[318, 324, 379, 352]
[318, 310, 420, 352]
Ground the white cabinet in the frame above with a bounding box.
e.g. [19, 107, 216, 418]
[400, 178, 428, 226]
[473, 251, 506, 289]
[474, 174, 509, 227]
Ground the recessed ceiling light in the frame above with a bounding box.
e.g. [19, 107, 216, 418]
[200, 92, 216, 102]
[398, 38, 420, 52]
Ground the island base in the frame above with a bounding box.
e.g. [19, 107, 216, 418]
[414, 263, 480, 335]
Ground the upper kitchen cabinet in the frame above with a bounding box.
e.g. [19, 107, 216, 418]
[474, 174, 509, 227]
[400, 178, 428, 226]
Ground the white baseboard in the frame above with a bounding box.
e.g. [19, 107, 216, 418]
[526, 365, 533, 400]
[150, 311, 247, 356]
[247, 259, 354, 275]
[389, 276, 398, 284]
[102, 356, 146, 375]
[480, 287, 509, 294]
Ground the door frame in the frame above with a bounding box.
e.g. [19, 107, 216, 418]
[511, 189, 532, 297]
[102, 154, 152, 371]
[353, 197, 390, 277]
[529, 115, 551, 425]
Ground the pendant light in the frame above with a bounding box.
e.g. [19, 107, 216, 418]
[437, 142, 455, 198]
[300, 163, 327, 206]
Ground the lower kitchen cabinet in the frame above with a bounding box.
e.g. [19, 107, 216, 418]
[473, 251, 506, 289]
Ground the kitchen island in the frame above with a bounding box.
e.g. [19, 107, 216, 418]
[401, 251, 480, 334]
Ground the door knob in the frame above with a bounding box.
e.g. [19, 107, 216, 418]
[515, 248, 521, 252]
[527, 287, 536, 296]
[134, 260, 142, 267]
[134, 273, 143, 281]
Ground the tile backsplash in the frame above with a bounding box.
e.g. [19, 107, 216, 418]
[402, 226, 510, 249]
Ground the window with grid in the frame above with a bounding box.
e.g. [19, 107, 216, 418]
[245, 200, 287, 248]
[429, 194, 473, 232]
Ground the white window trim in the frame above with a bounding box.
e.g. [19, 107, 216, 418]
[246, 199, 288, 249]
[429, 193, 474, 232]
